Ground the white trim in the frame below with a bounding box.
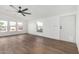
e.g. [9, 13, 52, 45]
[59, 12, 76, 17]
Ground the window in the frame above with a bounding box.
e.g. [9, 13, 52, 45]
[17, 22, 23, 31]
[0, 20, 8, 32]
[0, 20, 23, 32]
[9, 21, 16, 31]
[36, 21, 43, 32]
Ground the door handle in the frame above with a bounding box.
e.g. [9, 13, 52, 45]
[60, 26, 62, 29]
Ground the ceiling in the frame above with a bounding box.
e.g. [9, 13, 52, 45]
[0, 5, 76, 20]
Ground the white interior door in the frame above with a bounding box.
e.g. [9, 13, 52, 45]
[60, 15, 76, 43]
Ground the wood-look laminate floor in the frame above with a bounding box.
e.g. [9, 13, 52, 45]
[0, 34, 78, 54]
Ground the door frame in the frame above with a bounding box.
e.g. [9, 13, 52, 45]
[59, 14, 76, 43]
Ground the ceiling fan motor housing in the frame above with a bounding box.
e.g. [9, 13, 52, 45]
[18, 10, 22, 13]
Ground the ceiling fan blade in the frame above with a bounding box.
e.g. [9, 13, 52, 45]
[21, 13, 25, 16]
[22, 8, 28, 11]
[23, 12, 31, 15]
[10, 5, 18, 11]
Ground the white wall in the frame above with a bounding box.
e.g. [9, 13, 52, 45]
[0, 15, 28, 36]
[28, 16, 60, 40]
[76, 6, 79, 51]
[28, 13, 76, 43]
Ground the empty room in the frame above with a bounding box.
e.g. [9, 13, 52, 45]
[0, 5, 79, 54]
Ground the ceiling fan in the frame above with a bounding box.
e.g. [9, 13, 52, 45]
[10, 5, 31, 16]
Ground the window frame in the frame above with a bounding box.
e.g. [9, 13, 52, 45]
[0, 20, 8, 32]
[9, 21, 17, 32]
[17, 22, 23, 31]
